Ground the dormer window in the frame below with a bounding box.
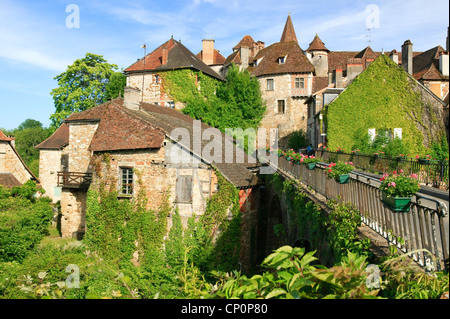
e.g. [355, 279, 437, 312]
[278, 56, 286, 64]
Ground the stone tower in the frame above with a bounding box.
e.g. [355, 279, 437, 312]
[306, 34, 329, 77]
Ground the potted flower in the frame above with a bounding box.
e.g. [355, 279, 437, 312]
[324, 161, 354, 184]
[379, 170, 420, 213]
[303, 155, 320, 169]
[416, 154, 432, 164]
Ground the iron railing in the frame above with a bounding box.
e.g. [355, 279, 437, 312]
[269, 155, 449, 271]
[57, 171, 92, 189]
[317, 150, 449, 190]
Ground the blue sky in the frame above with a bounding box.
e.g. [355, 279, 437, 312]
[0, 0, 448, 130]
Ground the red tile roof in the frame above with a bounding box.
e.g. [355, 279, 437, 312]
[0, 130, 14, 142]
[35, 123, 69, 150]
[124, 38, 224, 80]
[412, 46, 448, 80]
[64, 99, 165, 152]
[250, 41, 314, 76]
[0, 173, 22, 188]
[196, 49, 226, 65]
[280, 15, 298, 43]
[233, 35, 257, 50]
[306, 34, 329, 52]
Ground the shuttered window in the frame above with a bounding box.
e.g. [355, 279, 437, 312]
[175, 175, 193, 203]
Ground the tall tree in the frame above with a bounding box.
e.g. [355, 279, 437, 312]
[50, 53, 126, 128]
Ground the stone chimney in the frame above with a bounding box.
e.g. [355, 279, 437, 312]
[335, 69, 343, 88]
[439, 51, 449, 77]
[401, 40, 413, 75]
[239, 46, 249, 70]
[123, 86, 141, 110]
[389, 50, 399, 64]
[162, 47, 168, 65]
[202, 39, 215, 65]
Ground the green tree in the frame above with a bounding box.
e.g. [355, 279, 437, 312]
[50, 53, 126, 128]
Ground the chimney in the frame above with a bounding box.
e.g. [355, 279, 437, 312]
[123, 86, 141, 110]
[202, 39, 215, 65]
[162, 47, 168, 65]
[335, 69, 343, 88]
[389, 50, 399, 64]
[401, 40, 413, 75]
[239, 46, 249, 69]
[439, 51, 449, 77]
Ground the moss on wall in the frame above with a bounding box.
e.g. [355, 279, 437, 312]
[324, 55, 446, 156]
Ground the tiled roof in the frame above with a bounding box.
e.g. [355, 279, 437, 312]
[50, 98, 260, 187]
[312, 76, 331, 94]
[327, 48, 382, 72]
[233, 35, 256, 50]
[224, 50, 241, 65]
[0, 173, 22, 188]
[280, 15, 298, 43]
[196, 49, 226, 65]
[35, 123, 69, 150]
[306, 34, 329, 52]
[412, 46, 448, 80]
[250, 41, 314, 76]
[131, 102, 261, 187]
[0, 130, 14, 142]
[64, 100, 165, 152]
[124, 38, 224, 81]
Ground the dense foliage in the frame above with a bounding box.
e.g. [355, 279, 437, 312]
[324, 55, 447, 156]
[175, 65, 265, 131]
[50, 53, 126, 128]
[0, 181, 52, 263]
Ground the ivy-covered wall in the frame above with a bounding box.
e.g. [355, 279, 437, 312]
[323, 55, 446, 156]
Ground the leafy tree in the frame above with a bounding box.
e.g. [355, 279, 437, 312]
[50, 53, 126, 128]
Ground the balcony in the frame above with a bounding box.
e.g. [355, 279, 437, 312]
[57, 171, 92, 189]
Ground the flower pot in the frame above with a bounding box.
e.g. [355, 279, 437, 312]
[307, 163, 316, 170]
[381, 192, 412, 213]
[335, 174, 349, 184]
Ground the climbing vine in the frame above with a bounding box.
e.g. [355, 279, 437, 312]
[324, 55, 446, 156]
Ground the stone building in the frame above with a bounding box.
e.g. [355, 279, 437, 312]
[37, 87, 263, 252]
[320, 54, 447, 154]
[124, 37, 224, 110]
[35, 123, 69, 202]
[0, 129, 38, 188]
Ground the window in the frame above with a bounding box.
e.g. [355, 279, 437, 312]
[175, 175, 193, 203]
[266, 79, 274, 91]
[154, 75, 160, 84]
[277, 100, 286, 114]
[278, 57, 285, 64]
[120, 167, 133, 196]
[295, 77, 305, 89]
[168, 101, 175, 109]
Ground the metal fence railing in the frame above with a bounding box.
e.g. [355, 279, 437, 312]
[317, 150, 449, 190]
[271, 155, 449, 271]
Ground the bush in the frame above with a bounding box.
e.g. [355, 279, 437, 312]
[288, 129, 308, 151]
[0, 195, 53, 263]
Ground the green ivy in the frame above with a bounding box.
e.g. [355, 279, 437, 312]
[324, 55, 446, 156]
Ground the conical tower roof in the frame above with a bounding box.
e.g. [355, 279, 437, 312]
[306, 34, 329, 52]
[280, 14, 298, 43]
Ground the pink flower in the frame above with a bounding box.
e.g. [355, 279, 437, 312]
[400, 169, 404, 174]
[388, 182, 396, 187]
[411, 173, 418, 179]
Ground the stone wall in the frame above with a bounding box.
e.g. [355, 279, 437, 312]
[258, 74, 310, 148]
[67, 122, 98, 173]
[38, 148, 63, 203]
[0, 140, 33, 184]
[127, 73, 184, 110]
[61, 189, 87, 239]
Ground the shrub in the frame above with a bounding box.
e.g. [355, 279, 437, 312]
[0, 197, 53, 262]
[288, 129, 308, 151]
